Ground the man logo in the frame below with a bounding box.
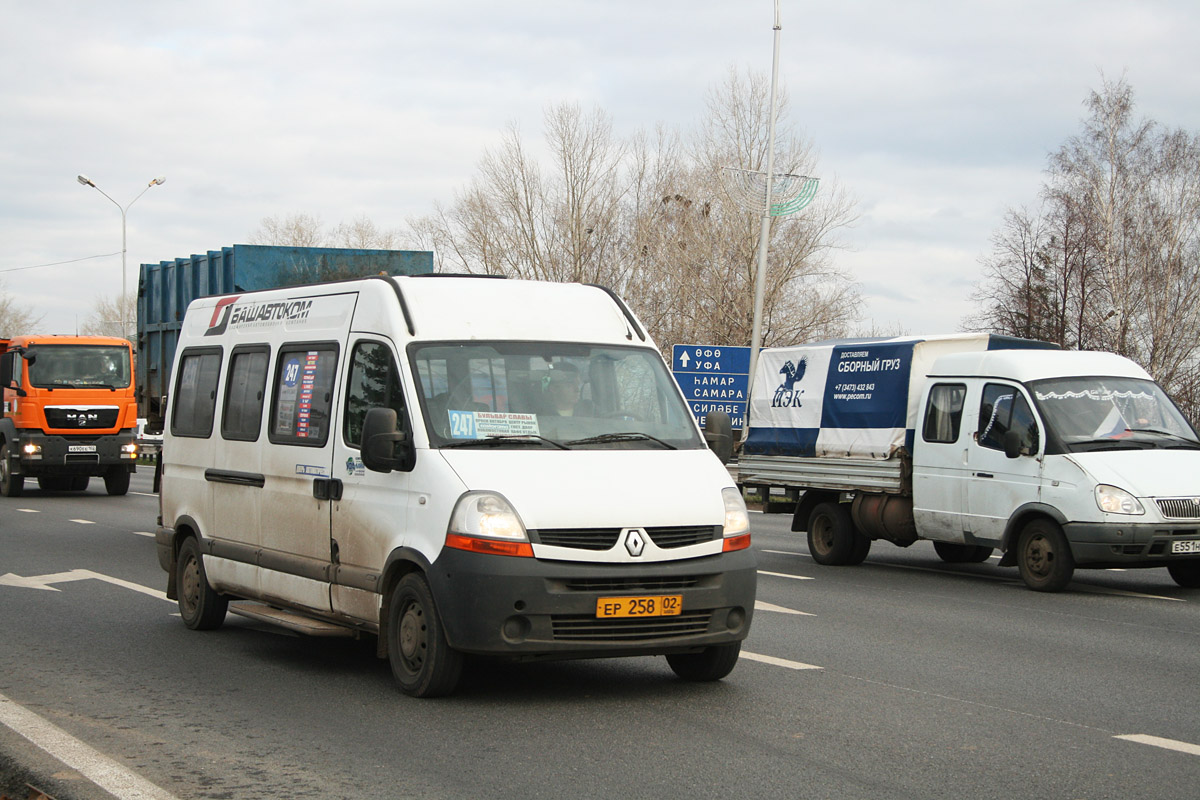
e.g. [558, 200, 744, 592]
[623, 529, 646, 557]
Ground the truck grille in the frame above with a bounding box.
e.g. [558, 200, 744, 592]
[550, 610, 713, 641]
[1156, 498, 1200, 520]
[44, 407, 119, 429]
[535, 525, 719, 550]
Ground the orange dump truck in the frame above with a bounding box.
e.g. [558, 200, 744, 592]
[1, 335, 139, 497]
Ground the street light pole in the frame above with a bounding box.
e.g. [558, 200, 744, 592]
[76, 174, 166, 338]
[747, 0, 783, 396]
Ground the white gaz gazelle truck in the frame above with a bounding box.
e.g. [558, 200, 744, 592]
[736, 334, 1200, 592]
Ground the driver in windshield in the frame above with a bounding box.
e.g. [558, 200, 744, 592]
[544, 363, 585, 416]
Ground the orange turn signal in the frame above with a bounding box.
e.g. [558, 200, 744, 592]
[722, 533, 751, 552]
[445, 533, 534, 558]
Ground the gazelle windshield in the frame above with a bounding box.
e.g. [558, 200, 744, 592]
[409, 341, 704, 449]
[1030, 376, 1199, 451]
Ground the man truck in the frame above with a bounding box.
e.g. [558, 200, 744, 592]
[1, 334, 139, 496]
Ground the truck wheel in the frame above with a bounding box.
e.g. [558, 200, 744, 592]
[667, 642, 741, 682]
[1167, 561, 1200, 588]
[848, 532, 872, 565]
[176, 536, 228, 630]
[1016, 519, 1074, 592]
[70, 476, 89, 491]
[387, 573, 464, 697]
[104, 469, 130, 496]
[808, 502, 857, 565]
[0, 444, 22, 498]
[933, 542, 994, 563]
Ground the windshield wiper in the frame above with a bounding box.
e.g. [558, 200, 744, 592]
[1127, 428, 1200, 444]
[442, 435, 570, 450]
[566, 432, 677, 449]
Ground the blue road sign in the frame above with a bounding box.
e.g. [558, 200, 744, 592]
[671, 344, 751, 429]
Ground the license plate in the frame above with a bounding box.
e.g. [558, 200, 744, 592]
[596, 595, 683, 618]
[68, 445, 97, 453]
[1171, 540, 1200, 555]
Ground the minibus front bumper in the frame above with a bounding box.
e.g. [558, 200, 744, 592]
[427, 547, 757, 659]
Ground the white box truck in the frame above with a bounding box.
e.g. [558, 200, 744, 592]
[156, 275, 755, 696]
[737, 334, 1200, 592]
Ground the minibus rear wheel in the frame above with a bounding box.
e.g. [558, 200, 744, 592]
[177, 536, 228, 630]
[387, 573, 464, 698]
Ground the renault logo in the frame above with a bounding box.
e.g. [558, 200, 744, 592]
[623, 528, 646, 557]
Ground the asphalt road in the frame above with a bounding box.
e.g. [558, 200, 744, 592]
[2, 475, 1199, 799]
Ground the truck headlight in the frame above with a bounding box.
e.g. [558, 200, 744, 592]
[22, 443, 41, 456]
[1095, 484, 1145, 515]
[446, 492, 532, 557]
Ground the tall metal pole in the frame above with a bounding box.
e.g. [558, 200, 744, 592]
[77, 175, 165, 338]
[746, 0, 783, 409]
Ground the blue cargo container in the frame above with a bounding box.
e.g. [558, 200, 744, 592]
[136, 244, 434, 429]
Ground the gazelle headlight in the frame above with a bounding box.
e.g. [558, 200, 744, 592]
[1095, 484, 1144, 515]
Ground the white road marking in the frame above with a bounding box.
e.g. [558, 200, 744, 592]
[0, 569, 171, 602]
[16, 508, 39, 513]
[741, 650, 823, 670]
[0, 691, 183, 800]
[131, 491, 157, 497]
[754, 600, 814, 616]
[69, 519, 95, 525]
[1114, 734, 1200, 756]
[761, 549, 809, 557]
[758, 570, 815, 581]
[132, 530, 156, 538]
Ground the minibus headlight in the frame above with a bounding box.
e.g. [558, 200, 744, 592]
[1095, 484, 1145, 515]
[446, 492, 533, 557]
[722, 487, 750, 537]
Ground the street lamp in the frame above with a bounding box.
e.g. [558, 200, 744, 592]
[76, 173, 166, 337]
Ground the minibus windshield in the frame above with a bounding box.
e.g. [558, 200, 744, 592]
[410, 341, 705, 450]
[1031, 376, 1200, 451]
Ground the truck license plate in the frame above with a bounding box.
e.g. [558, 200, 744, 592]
[1171, 540, 1200, 555]
[68, 445, 97, 453]
[596, 595, 682, 618]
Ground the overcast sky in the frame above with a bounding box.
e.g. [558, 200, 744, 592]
[3, 1, 1198, 340]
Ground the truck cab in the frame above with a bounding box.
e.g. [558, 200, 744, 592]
[1, 335, 139, 496]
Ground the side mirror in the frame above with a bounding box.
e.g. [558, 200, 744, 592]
[1003, 429, 1023, 459]
[361, 408, 415, 473]
[703, 411, 734, 465]
[0, 355, 25, 397]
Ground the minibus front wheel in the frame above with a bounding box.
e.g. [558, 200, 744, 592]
[387, 572, 464, 698]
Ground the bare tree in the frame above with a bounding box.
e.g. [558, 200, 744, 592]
[410, 69, 860, 353]
[970, 75, 1200, 419]
[248, 213, 327, 247]
[0, 279, 44, 333]
[81, 293, 137, 341]
[330, 215, 403, 249]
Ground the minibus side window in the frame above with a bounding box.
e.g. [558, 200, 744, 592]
[221, 346, 270, 441]
[345, 341, 406, 448]
[171, 348, 222, 438]
[268, 344, 338, 446]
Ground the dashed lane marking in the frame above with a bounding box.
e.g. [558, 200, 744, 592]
[0, 691, 183, 800]
[741, 650, 823, 670]
[754, 600, 814, 616]
[1114, 734, 1200, 756]
[16, 508, 39, 513]
[132, 530, 156, 538]
[69, 519, 95, 525]
[758, 570, 814, 581]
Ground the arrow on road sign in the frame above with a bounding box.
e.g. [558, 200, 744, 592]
[0, 569, 169, 602]
[679, 351, 690, 368]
